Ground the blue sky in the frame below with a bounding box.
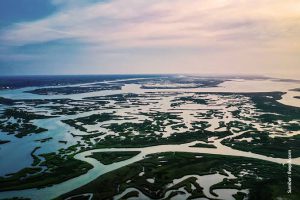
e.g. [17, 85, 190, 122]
[0, 0, 300, 78]
[0, 0, 56, 27]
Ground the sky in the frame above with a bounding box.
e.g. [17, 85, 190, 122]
[0, 0, 300, 78]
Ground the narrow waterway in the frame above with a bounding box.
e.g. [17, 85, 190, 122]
[0, 78, 299, 199]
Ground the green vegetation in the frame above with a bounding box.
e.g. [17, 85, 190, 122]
[107, 120, 162, 135]
[246, 92, 300, 124]
[167, 176, 204, 198]
[1, 109, 55, 121]
[119, 191, 139, 199]
[0, 140, 10, 145]
[171, 96, 208, 107]
[62, 113, 117, 132]
[26, 84, 121, 95]
[0, 122, 48, 138]
[171, 123, 188, 130]
[0, 97, 14, 105]
[2, 84, 300, 200]
[189, 142, 217, 148]
[193, 109, 222, 120]
[190, 121, 211, 130]
[60, 152, 300, 200]
[233, 192, 247, 200]
[105, 111, 183, 136]
[140, 78, 224, 89]
[87, 151, 140, 165]
[23, 98, 109, 116]
[35, 137, 53, 143]
[31, 146, 42, 166]
[0, 108, 55, 138]
[291, 88, 300, 92]
[91, 129, 231, 149]
[0, 149, 93, 191]
[102, 93, 139, 101]
[222, 132, 300, 158]
[66, 113, 117, 126]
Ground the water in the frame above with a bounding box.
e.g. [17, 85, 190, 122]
[0, 77, 299, 199]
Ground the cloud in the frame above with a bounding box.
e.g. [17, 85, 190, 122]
[0, 0, 300, 77]
[1, 0, 299, 50]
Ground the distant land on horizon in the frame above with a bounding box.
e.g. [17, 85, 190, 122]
[0, 74, 271, 90]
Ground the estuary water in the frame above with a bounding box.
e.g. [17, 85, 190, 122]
[0, 77, 299, 199]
